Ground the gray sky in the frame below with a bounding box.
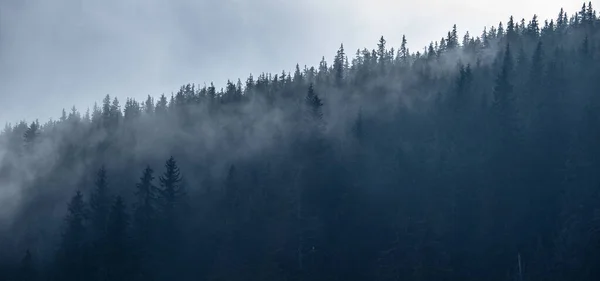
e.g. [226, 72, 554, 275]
[0, 0, 582, 124]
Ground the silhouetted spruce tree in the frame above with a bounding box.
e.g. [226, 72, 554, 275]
[124, 98, 141, 121]
[427, 42, 436, 61]
[23, 120, 39, 150]
[158, 157, 185, 222]
[60, 108, 68, 122]
[144, 95, 154, 115]
[398, 35, 409, 67]
[155, 94, 168, 116]
[57, 190, 89, 281]
[105, 196, 132, 281]
[377, 36, 387, 72]
[132, 166, 159, 280]
[110, 97, 122, 125]
[527, 14, 540, 38]
[89, 166, 111, 279]
[333, 44, 345, 87]
[304, 83, 323, 125]
[487, 42, 526, 281]
[90, 166, 110, 239]
[212, 164, 246, 280]
[506, 16, 517, 42]
[102, 94, 111, 126]
[447, 24, 459, 49]
[492, 43, 517, 138]
[156, 156, 186, 280]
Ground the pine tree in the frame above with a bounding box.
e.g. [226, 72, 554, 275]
[305, 83, 324, 126]
[88, 166, 111, 279]
[155, 94, 168, 115]
[482, 27, 489, 47]
[527, 14, 540, 38]
[102, 94, 111, 125]
[399, 35, 409, 66]
[159, 156, 185, 214]
[144, 95, 154, 115]
[105, 196, 131, 281]
[58, 190, 89, 281]
[333, 44, 346, 87]
[447, 24, 459, 49]
[492, 43, 516, 126]
[529, 41, 544, 94]
[90, 166, 110, 240]
[60, 108, 67, 122]
[110, 97, 122, 124]
[294, 64, 304, 86]
[133, 166, 158, 236]
[557, 8, 567, 30]
[317, 57, 328, 84]
[132, 166, 158, 281]
[156, 156, 186, 280]
[377, 36, 387, 72]
[68, 106, 81, 122]
[427, 42, 436, 61]
[507, 16, 517, 41]
[23, 120, 39, 149]
[497, 21, 504, 37]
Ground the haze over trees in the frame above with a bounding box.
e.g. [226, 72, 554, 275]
[1, 2, 600, 280]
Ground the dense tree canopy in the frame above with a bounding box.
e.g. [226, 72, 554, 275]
[1, 3, 600, 280]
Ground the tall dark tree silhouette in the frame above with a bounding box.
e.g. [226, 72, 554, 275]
[156, 156, 186, 281]
[57, 190, 90, 281]
[132, 166, 159, 280]
[88, 166, 111, 280]
[105, 196, 132, 281]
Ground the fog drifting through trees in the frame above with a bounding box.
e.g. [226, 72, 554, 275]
[2, 3, 600, 281]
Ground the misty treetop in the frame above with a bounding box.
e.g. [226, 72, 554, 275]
[1, 2, 600, 281]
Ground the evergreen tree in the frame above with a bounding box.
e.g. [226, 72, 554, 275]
[158, 157, 185, 219]
[304, 83, 324, 126]
[399, 35, 409, 66]
[132, 166, 158, 280]
[57, 190, 89, 281]
[90, 166, 110, 240]
[156, 156, 186, 281]
[492, 43, 517, 139]
[447, 24, 459, 49]
[88, 166, 111, 279]
[105, 196, 132, 281]
[144, 95, 154, 115]
[23, 120, 39, 149]
[317, 57, 328, 84]
[155, 94, 168, 115]
[102, 94, 111, 125]
[377, 36, 387, 71]
[333, 44, 346, 87]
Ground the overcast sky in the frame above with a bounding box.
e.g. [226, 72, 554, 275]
[0, 0, 583, 124]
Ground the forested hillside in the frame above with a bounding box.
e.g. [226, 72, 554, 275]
[2, 2, 600, 281]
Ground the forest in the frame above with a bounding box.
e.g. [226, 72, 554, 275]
[1, 2, 600, 281]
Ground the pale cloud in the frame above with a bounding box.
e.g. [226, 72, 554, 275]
[0, 0, 583, 124]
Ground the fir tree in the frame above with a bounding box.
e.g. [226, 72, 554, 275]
[58, 190, 89, 281]
[105, 196, 132, 281]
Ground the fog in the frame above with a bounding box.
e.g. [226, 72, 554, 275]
[0, 0, 579, 123]
[2, 1, 600, 280]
